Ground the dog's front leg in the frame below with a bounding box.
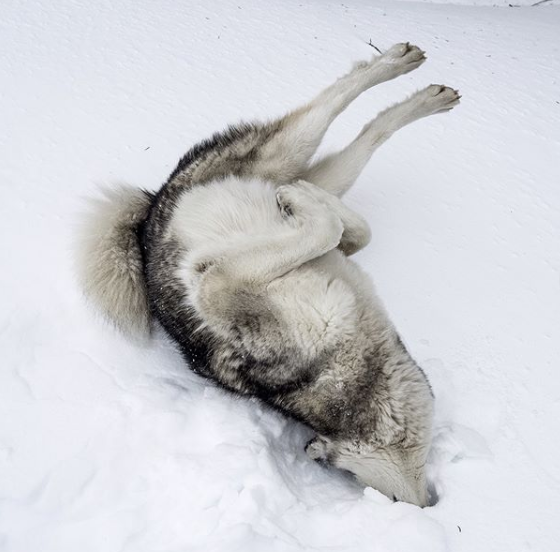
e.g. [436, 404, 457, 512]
[304, 85, 460, 196]
[253, 43, 426, 182]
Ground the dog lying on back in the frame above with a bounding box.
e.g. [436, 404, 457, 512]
[78, 43, 459, 506]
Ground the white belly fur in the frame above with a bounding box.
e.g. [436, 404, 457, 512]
[172, 177, 377, 354]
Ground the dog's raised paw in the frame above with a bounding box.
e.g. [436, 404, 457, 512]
[411, 84, 461, 116]
[426, 84, 461, 111]
[383, 42, 426, 65]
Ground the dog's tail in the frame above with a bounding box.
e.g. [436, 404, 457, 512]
[76, 184, 154, 337]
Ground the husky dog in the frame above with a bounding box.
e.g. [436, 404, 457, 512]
[78, 43, 459, 507]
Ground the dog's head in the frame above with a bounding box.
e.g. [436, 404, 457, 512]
[345, 444, 431, 507]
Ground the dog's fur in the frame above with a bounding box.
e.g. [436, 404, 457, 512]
[77, 43, 459, 506]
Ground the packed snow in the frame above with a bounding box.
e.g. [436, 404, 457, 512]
[1, 0, 559, 551]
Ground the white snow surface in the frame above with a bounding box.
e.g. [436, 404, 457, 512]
[1, 1, 560, 551]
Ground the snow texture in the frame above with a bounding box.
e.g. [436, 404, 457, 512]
[1, 0, 559, 551]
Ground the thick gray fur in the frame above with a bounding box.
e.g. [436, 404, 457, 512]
[76, 184, 153, 336]
[77, 43, 460, 506]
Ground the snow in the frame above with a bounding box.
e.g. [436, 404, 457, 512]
[1, 0, 559, 551]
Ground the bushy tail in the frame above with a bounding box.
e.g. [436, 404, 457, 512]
[76, 184, 153, 337]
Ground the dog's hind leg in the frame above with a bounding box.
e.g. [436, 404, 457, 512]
[253, 43, 426, 182]
[190, 181, 350, 330]
[196, 181, 343, 285]
[303, 84, 460, 196]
